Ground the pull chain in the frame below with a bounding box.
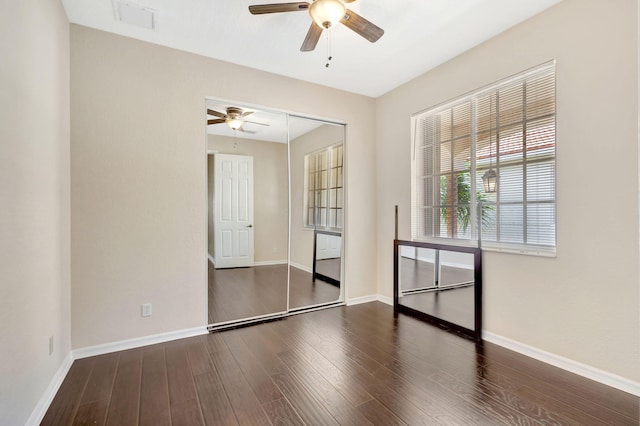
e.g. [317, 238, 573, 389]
[325, 29, 332, 68]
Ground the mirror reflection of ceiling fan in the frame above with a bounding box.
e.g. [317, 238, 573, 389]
[207, 107, 270, 133]
[248, 0, 384, 52]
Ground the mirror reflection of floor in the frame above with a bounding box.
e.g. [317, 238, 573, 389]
[208, 261, 340, 324]
[314, 257, 341, 283]
[289, 266, 340, 309]
[399, 256, 475, 330]
[400, 286, 475, 330]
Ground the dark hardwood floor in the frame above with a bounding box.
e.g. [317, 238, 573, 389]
[43, 302, 639, 425]
[208, 263, 340, 324]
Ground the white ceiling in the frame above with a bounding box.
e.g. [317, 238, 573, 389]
[61, 0, 561, 98]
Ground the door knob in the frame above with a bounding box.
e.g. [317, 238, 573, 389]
[246, 224, 253, 228]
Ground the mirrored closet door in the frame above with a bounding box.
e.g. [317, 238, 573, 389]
[206, 100, 345, 327]
[206, 100, 289, 325]
[288, 116, 345, 310]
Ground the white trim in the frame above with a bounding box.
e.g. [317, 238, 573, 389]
[289, 261, 312, 274]
[376, 294, 393, 306]
[253, 260, 288, 267]
[483, 331, 640, 397]
[208, 311, 288, 330]
[346, 294, 393, 306]
[288, 301, 346, 316]
[213, 256, 287, 268]
[25, 352, 73, 426]
[480, 244, 557, 258]
[73, 326, 208, 359]
[346, 294, 378, 305]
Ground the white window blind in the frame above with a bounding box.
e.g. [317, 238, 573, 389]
[304, 143, 344, 229]
[411, 62, 556, 254]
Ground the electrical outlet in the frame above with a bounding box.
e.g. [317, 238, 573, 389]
[49, 336, 54, 355]
[141, 303, 152, 317]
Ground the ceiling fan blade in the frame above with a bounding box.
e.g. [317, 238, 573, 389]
[207, 109, 226, 119]
[301, 22, 322, 52]
[240, 111, 254, 117]
[207, 119, 225, 125]
[238, 126, 257, 134]
[341, 9, 384, 43]
[244, 120, 270, 127]
[249, 2, 309, 14]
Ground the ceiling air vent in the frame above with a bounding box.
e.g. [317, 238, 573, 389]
[114, 1, 157, 30]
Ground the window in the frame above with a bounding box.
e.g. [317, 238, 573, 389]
[305, 143, 343, 229]
[411, 62, 556, 254]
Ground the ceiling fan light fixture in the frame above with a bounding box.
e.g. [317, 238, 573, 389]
[309, 0, 345, 29]
[227, 118, 243, 130]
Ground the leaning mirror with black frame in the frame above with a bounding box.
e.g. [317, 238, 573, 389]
[394, 240, 481, 340]
[288, 116, 345, 310]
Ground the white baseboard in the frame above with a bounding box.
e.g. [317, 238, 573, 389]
[483, 331, 640, 397]
[346, 294, 378, 305]
[208, 256, 287, 268]
[347, 294, 393, 306]
[254, 260, 288, 267]
[26, 352, 74, 426]
[377, 294, 393, 306]
[290, 261, 312, 274]
[73, 326, 209, 359]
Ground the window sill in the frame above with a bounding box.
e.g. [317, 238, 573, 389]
[412, 237, 556, 258]
[304, 225, 343, 233]
[480, 244, 556, 258]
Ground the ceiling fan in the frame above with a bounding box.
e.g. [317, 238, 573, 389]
[248, 0, 384, 52]
[207, 107, 269, 133]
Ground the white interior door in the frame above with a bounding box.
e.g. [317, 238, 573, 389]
[214, 154, 254, 268]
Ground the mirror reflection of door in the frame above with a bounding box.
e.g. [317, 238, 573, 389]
[213, 154, 254, 268]
[289, 117, 345, 310]
[206, 100, 289, 325]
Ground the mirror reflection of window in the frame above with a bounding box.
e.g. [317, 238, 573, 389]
[304, 143, 343, 229]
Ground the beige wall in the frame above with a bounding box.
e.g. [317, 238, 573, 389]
[0, 0, 70, 424]
[290, 124, 345, 269]
[70, 25, 377, 348]
[207, 136, 289, 263]
[376, 0, 639, 382]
